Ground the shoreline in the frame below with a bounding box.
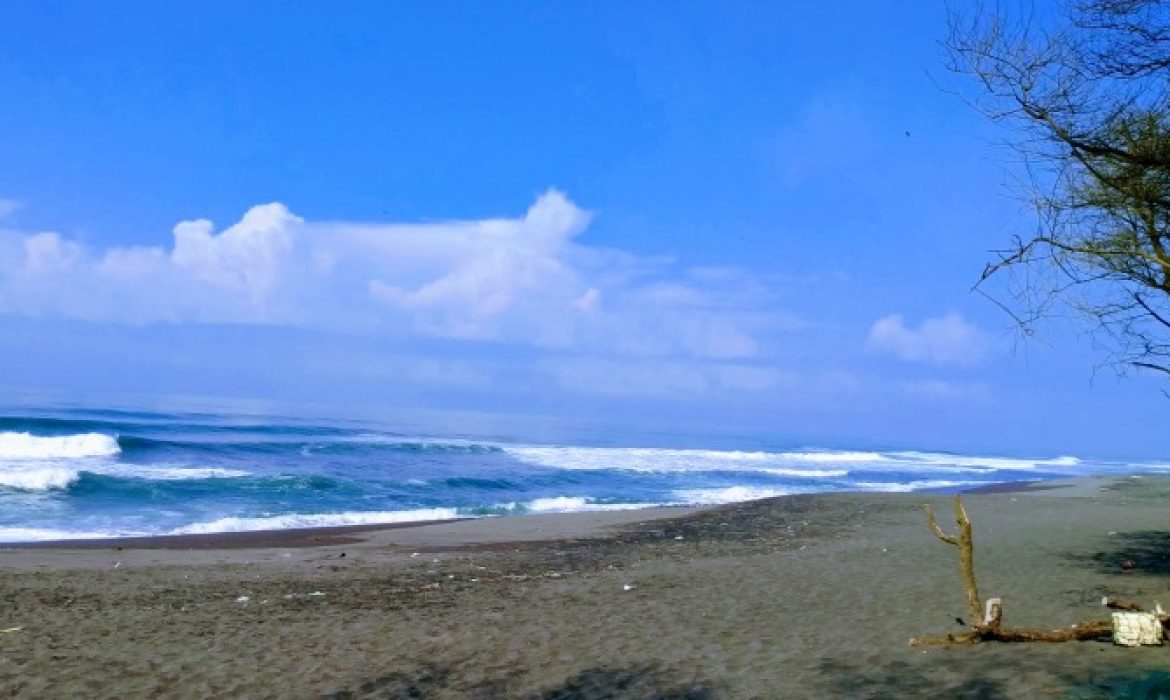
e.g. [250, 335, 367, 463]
[0, 518, 477, 551]
[0, 474, 1112, 552]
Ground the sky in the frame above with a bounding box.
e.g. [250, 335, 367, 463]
[0, 1, 1165, 457]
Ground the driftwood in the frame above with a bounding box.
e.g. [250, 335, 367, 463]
[1103, 596, 1147, 612]
[909, 495, 1167, 646]
[923, 496, 982, 625]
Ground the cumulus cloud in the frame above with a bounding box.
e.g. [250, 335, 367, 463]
[866, 312, 989, 366]
[0, 191, 784, 360]
[361, 191, 591, 337]
[169, 203, 298, 304]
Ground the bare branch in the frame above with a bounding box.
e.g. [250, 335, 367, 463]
[947, 0, 1170, 380]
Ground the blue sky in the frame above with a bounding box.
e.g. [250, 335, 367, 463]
[0, 1, 1165, 457]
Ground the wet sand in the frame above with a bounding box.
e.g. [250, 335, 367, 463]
[2, 477, 1170, 698]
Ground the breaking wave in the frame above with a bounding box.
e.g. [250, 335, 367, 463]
[523, 496, 661, 513]
[0, 527, 127, 543]
[0, 432, 120, 459]
[0, 463, 251, 492]
[504, 446, 865, 476]
[672, 486, 793, 504]
[168, 508, 463, 534]
[0, 467, 80, 490]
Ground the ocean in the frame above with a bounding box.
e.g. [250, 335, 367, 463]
[0, 401, 1164, 543]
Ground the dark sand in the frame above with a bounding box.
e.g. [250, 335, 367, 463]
[3, 477, 1170, 698]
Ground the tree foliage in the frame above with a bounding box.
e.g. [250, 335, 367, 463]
[947, 0, 1170, 375]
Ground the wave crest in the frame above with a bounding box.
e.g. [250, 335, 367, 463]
[525, 496, 660, 513]
[504, 446, 868, 475]
[672, 486, 792, 504]
[0, 467, 80, 490]
[168, 508, 462, 534]
[0, 432, 121, 459]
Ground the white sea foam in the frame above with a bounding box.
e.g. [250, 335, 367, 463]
[672, 486, 792, 504]
[505, 443, 1091, 479]
[0, 462, 250, 492]
[0, 467, 81, 490]
[524, 496, 660, 513]
[168, 508, 463, 535]
[853, 480, 978, 493]
[774, 451, 886, 463]
[505, 446, 866, 476]
[885, 451, 1081, 472]
[760, 468, 848, 478]
[0, 432, 123, 491]
[0, 432, 120, 459]
[0, 527, 126, 543]
[103, 465, 251, 481]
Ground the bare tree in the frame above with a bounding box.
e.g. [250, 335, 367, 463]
[947, 0, 1170, 376]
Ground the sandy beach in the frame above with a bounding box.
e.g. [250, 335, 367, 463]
[3, 477, 1170, 698]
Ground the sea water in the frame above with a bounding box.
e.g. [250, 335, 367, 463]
[0, 401, 1162, 542]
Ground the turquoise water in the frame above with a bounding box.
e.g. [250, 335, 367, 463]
[0, 402, 1162, 542]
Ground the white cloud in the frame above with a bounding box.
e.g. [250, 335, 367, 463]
[362, 191, 590, 337]
[0, 191, 787, 360]
[24, 232, 81, 273]
[169, 203, 298, 304]
[866, 312, 989, 366]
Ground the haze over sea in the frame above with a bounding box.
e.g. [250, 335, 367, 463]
[1, 397, 1165, 543]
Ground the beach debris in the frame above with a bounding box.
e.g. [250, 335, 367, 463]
[235, 596, 250, 604]
[307, 591, 326, 597]
[1121, 559, 1137, 571]
[1103, 596, 1145, 612]
[113, 561, 121, 569]
[0, 627, 22, 634]
[623, 584, 635, 591]
[911, 496, 1169, 646]
[410, 553, 419, 557]
[1112, 612, 1163, 646]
